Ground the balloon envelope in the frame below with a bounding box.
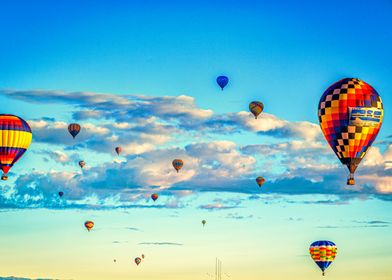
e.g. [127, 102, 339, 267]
[58, 191, 64, 197]
[318, 78, 383, 185]
[202, 220, 206, 226]
[115, 146, 122, 156]
[0, 114, 32, 175]
[309, 240, 337, 275]
[79, 161, 86, 168]
[68, 123, 81, 138]
[216, 76, 229, 90]
[172, 159, 184, 172]
[249, 101, 264, 119]
[135, 257, 142, 266]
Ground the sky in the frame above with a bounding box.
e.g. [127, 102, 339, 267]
[0, 0, 391, 279]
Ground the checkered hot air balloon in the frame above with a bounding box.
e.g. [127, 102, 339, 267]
[318, 78, 383, 185]
[0, 114, 32, 178]
[309, 240, 337, 276]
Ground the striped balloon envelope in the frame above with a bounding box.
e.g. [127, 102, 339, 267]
[0, 114, 32, 176]
[68, 123, 81, 138]
[249, 101, 264, 119]
[318, 78, 384, 185]
[309, 240, 337, 276]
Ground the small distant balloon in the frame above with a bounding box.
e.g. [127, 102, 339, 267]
[135, 257, 142, 266]
[216, 76, 229, 90]
[172, 159, 184, 173]
[58, 191, 64, 198]
[115, 146, 122, 156]
[256, 176, 265, 188]
[249, 101, 264, 119]
[84, 221, 94, 231]
[202, 220, 206, 227]
[68, 123, 81, 139]
[141, 254, 145, 259]
[151, 193, 159, 202]
[79, 160, 86, 169]
[114, 259, 117, 263]
[1, 175, 8, 181]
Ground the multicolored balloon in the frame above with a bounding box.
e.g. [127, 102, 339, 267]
[249, 101, 264, 119]
[172, 159, 184, 173]
[256, 176, 265, 188]
[202, 220, 206, 227]
[115, 146, 122, 156]
[79, 160, 86, 169]
[58, 191, 64, 198]
[0, 114, 32, 177]
[309, 240, 337, 276]
[68, 123, 81, 139]
[135, 257, 142, 266]
[84, 221, 94, 231]
[151, 193, 159, 202]
[1, 175, 8, 181]
[216, 76, 229, 90]
[318, 78, 384, 185]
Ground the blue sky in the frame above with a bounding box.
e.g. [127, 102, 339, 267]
[0, 1, 391, 279]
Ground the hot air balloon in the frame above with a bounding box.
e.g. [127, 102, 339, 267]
[216, 76, 229, 90]
[151, 193, 159, 202]
[141, 254, 145, 259]
[115, 146, 122, 156]
[256, 176, 265, 188]
[318, 78, 384, 185]
[68, 123, 81, 139]
[84, 221, 94, 231]
[202, 220, 206, 227]
[58, 191, 64, 198]
[114, 259, 117, 263]
[249, 101, 264, 119]
[309, 240, 337, 276]
[172, 159, 184, 173]
[0, 115, 32, 178]
[1, 175, 8, 181]
[135, 257, 142, 266]
[79, 160, 86, 169]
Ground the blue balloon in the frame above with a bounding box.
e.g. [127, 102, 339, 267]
[216, 76, 229, 90]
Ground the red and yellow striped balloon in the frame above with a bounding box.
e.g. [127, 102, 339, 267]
[0, 114, 32, 175]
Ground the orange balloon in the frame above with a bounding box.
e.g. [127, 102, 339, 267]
[84, 221, 94, 231]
